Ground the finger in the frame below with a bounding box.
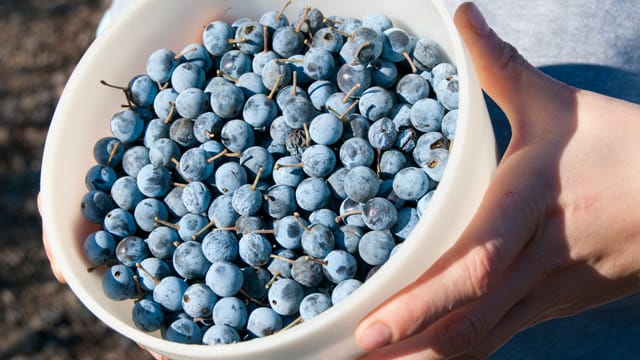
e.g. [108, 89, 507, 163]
[356, 154, 549, 352]
[38, 193, 67, 284]
[469, 264, 628, 358]
[454, 2, 575, 135]
[358, 214, 564, 360]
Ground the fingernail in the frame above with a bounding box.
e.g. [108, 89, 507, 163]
[466, 2, 490, 36]
[357, 322, 392, 351]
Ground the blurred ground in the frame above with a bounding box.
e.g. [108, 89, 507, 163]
[0, 1, 150, 359]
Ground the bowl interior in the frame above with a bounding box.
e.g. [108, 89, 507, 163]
[40, 0, 496, 359]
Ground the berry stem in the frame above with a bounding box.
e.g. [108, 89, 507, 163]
[268, 74, 282, 99]
[342, 83, 361, 103]
[305, 256, 328, 266]
[106, 141, 120, 166]
[273, 162, 303, 170]
[227, 37, 247, 44]
[402, 51, 417, 73]
[293, 212, 311, 232]
[163, 101, 176, 124]
[264, 271, 281, 289]
[292, 71, 298, 97]
[295, 5, 311, 33]
[263, 25, 269, 53]
[302, 122, 311, 147]
[276, 0, 292, 21]
[154, 217, 180, 230]
[251, 167, 264, 191]
[192, 219, 216, 240]
[335, 210, 363, 223]
[238, 288, 268, 306]
[280, 315, 304, 332]
[207, 149, 241, 163]
[175, 47, 197, 60]
[351, 41, 371, 66]
[269, 254, 296, 265]
[136, 262, 161, 285]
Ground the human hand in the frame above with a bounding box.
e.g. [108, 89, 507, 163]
[355, 2, 640, 359]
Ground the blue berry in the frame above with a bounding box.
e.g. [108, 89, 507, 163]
[362, 197, 398, 231]
[393, 207, 420, 240]
[263, 185, 296, 219]
[396, 73, 429, 105]
[171, 62, 205, 93]
[299, 292, 332, 321]
[81, 190, 115, 224]
[435, 74, 459, 110]
[83, 230, 116, 266]
[136, 257, 171, 292]
[203, 21, 234, 56]
[103, 207, 136, 238]
[358, 230, 395, 266]
[331, 278, 362, 304]
[208, 194, 240, 228]
[136, 164, 171, 198]
[175, 87, 209, 120]
[173, 240, 211, 280]
[410, 97, 444, 132]
[301, 223, 335, 259]
[165, 318, 203, 344]
[115, 235, 149, 267]
[110, 109, 144, 143]
[274, 215, 306, 250]
[182, 181, 212, 214]
[247, 307, 282, 337]
[412, 38, 442, 71]
[220, 119, 255, 153]
[153, 276, 188, 312]
[170, 118, 198, 148]
[132, 298, 164, 332]
[268, 278, 304, 316]
[295, 177, 330, 212]
[238, 232, 272, 267]
[334, 224, 364, 254]
[85, 164, 117, 192]
[344, 166, 380, 203]
[339, 137, 375, 169]
[392, 167, 431, 201]
[323, 249, 357, 283]
[358, 86, 395, 121]
[182, 283, 218, 318]
[128, 75, 159, 107]
[102, 264, 137, 301]
[134, 197, 168, 232]
[93, 137, 124, 167]
[212, 296, 248, 330]
[177, 214, 209, 242]
[146, 48, 180, 83]
[291, 256, 323, 287]
[202, 230, 238, 263]
[202, 325, 240, 345]
[147, 226, 179, 260]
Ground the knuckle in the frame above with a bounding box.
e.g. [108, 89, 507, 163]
[498, 40, 525, 80]
[435, 313, 482, 356]
[464, 241, 501, 297]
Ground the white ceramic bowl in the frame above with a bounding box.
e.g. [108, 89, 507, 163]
[40, 0, 497, 359]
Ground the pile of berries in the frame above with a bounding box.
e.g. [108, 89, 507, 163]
[80, 1, 459, 345]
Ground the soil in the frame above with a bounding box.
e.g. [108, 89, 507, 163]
[0, 1, 151, 359]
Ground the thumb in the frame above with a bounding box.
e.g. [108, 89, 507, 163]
[454, 2, 569, 134]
